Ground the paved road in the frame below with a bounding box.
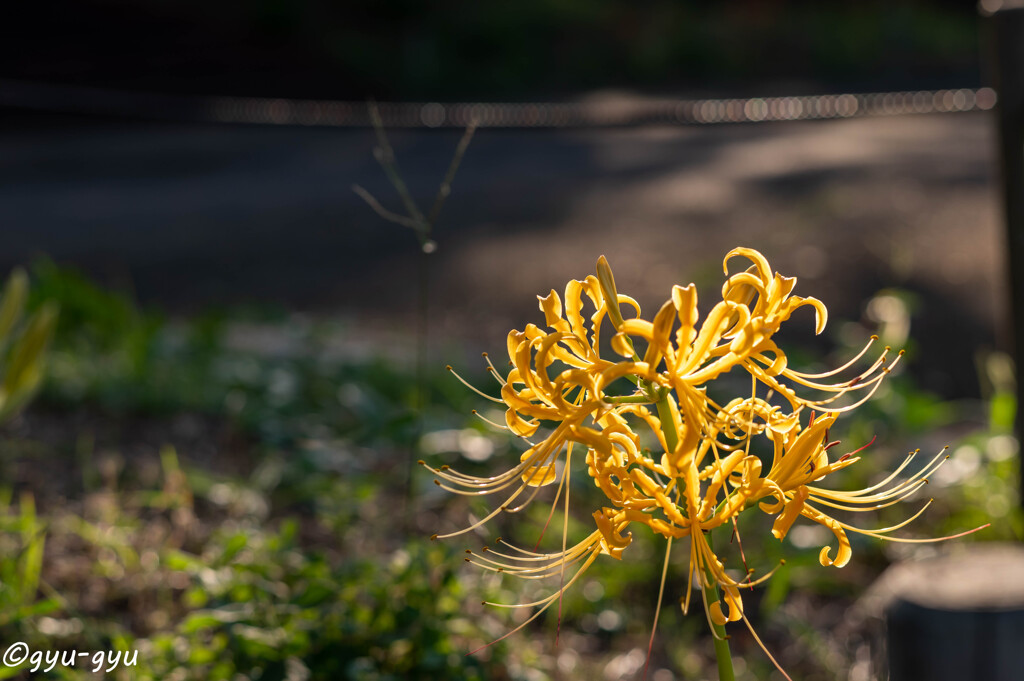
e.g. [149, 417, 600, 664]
[0, 111, 1002, 395]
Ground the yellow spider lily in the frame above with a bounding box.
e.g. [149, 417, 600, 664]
[426, 248, 985, 676]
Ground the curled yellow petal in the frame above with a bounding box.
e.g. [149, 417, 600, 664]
[429, 246, 982, 675]
[771, 486, 809, 540]
[537, 289, 563, 329]
[723, 585, 744, 621]
[593, 507, 632, 559]
[708, 585, 744, 625]
[672, 283, 699, 349]
[608, 332, 634, 358]
[504, 407, 539, 437]
[724, 247, 772, 284]
[816, 518, 852, 568]
[709, 600, 728, 626]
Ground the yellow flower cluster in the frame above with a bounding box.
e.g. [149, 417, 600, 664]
[425, 247, 971, 651]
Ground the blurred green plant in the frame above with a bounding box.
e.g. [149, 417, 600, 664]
[28, 258, 213, 413]
[0, 451, 517, 680]
[6, 265, 1016, 681]
[0, 492, 59, 627]
[147, 531, 506, 681]
[931, 350, 1023, 541]
[0, 267, 59, 676]
[0, 268, 58, 423]
[29, 258, 475, 460]
[0, 493, 66, 680]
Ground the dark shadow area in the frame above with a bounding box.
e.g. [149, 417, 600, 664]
[2, 1, 983, 99]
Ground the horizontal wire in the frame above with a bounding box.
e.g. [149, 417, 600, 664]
[0, 79, 997, 129]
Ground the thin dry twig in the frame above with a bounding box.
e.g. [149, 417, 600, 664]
[367, 101, 428, 239]
[353, 100, 478, 523]
[358, 100, 477, 250]
[352, 184, 418, 229]
[427, 121, 478, 228]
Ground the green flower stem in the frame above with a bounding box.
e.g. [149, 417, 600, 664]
[654, 389, 735, 681]
[703, 535, 736, 681]
[653, 389, 679, 453]
[603, 394, 655, 405]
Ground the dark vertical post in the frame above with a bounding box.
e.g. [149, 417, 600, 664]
[882, 546, 1024, 681]
[985, 5, 1024, 506]
[877, 12, 1024, 678]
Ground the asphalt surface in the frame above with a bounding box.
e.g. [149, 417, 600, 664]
[0, 110, 1003, 396]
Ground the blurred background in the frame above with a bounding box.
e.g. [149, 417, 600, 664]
[0, 1, 1017, 680]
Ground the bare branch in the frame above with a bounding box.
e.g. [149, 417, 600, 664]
[367, 101, 428, 235]
[356, 101, 477, 252]
[427, 119, 478, 228]
[352, 184, 419, 229]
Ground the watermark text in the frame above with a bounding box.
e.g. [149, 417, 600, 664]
[3, 642, 139, 673]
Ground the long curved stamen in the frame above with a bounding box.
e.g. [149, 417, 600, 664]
[447, 365, 504, 403]
[473, 535, 599, 568]
[435, 450, 568, 538]
[555, 445, 573, 644]
[428, 249, 983, 681]
[738, 559, 786, 588]
[817, 500, 988, 543]
[479, 547, 601, 607]
[784, 335, 879, 380]
[689, 532, 726, 640]
[821, 448, 925, 497]
[778, 346, 897, 393]
[467, 549, 601, 656]
[503, 477, 550, 513]
[481, 352, 507, 386]
[814, 448, 948, 503]
[534, 449, 570, 550]
[424, 453, 532, 487]
[855, 523, 991, 544]
[791, 367, 895, 413]
[471, 409, 511, 431]
[741, 612, 793, 681]
[807, 487, 926, 512]
[644, 536, 674, 681]
[731, 515, 753, 587]
[469, 543, 596, 581]
[802, 498, 935, 540]
[429, 427, 570, 490]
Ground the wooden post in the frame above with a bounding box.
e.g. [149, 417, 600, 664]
[864, 11, 1024, 679]
[985, 4, 1024, 505]
[858, 545, 1024, 680]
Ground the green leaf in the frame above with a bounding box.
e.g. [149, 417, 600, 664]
[18, 494, 43, 604]
[180, 612, 224, 634]
[0, 665, 25, 679]
[0, 269, 27, 345]
[14, 596, 61, 620]
[162, 550, 203, 572]
[991, 392, 1016, 432]
[0, 301, 58, 421]
[219, 533, 248, 564]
